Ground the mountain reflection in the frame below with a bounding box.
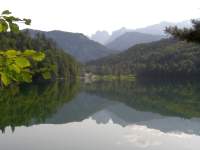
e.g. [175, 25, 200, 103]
[1, 80, 200, 136]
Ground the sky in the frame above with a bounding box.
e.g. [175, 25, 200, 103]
[1, 0, 200, 36]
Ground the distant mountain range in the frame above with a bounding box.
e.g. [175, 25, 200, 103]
[106, 27, 132, 44]
[23, 20, 192, 63]
[106, 32, 165, 51]
[91, 31, 110, 44]
[90, 20, 192, 45]
[26, 29, 114, 63]
[91, 27, 131, 45]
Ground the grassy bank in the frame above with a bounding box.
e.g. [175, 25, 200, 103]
[94, 74, 135, 81]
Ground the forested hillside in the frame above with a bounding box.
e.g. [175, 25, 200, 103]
[0, 31, 79, 80]
[27, 29, 114, 63]
[86, 38, 200, 78]
[106, 32, 165, 51]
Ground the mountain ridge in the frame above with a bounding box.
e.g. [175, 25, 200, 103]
[24, 29, 114, 63]
[106, 31, 165, 51]
[90, 20, 192, 45]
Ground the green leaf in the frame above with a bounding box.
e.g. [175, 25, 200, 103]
[23, 50, 36, 56]
[9, 23, 19, 32]
[3, 16, 15, 22]
[42, 71, 51, 80]
[0, 72, 11, 86]
[15, 57, 30, 68]
[5, 50, 18, 58]
[2, 10, 11, 15]
[21, 71, 32, 83]
[23, 19, 31, 25]
[32, 52, 45, 61]
[12, 17, 21, 21]
[9, 64, 21, 73]
[0, 23, 3, 32]
[0, 19, 8, 32]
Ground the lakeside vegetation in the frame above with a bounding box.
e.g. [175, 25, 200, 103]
[94, 74, 135, 81]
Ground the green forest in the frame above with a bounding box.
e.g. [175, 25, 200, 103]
[86, 19, 200, 79]
[86, 39, 200, 78]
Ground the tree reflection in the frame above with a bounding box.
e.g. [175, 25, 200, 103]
[0, 80, 79, 133]
[83, 80, 200, 119]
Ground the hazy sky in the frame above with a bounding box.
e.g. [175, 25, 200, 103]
[1, 0, 200, 35]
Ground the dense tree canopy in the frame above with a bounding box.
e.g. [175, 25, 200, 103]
[0, 10, 52, 86]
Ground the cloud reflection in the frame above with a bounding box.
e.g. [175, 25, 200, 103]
[123, 125, 194, 148]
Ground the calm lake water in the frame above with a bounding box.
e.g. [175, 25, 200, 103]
[0, 80, 200, 150]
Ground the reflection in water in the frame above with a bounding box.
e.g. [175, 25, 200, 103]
[0, 118, 199, 150]
[1, 80, 200, 149]
[84, 81, 200, 118]
[0, 80, 79, 133]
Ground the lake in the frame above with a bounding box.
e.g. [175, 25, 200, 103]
[0, 80, 200, 150]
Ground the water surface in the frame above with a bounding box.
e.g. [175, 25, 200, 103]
[0, 80, 200, 150]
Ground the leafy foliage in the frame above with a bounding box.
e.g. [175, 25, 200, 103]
[0, 31, 79, 81]
[165, 19, 200, 44]
[0, 10, 31, 33]
[0, 50, 48, 86]
[0, 10, 53, 86]
[0, 10, 79, 86]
